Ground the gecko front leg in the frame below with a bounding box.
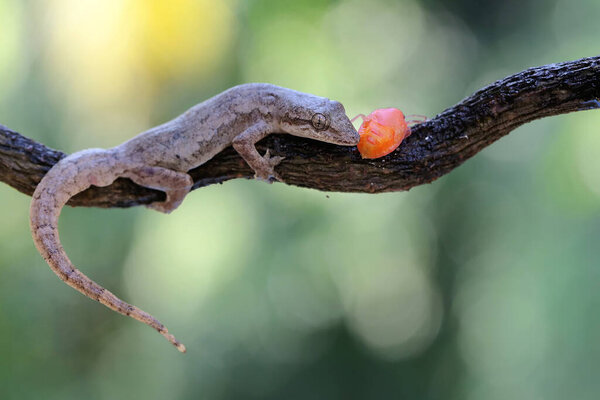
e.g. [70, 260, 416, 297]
[124, 167, 193, 213]
[232, 121, 285, 182]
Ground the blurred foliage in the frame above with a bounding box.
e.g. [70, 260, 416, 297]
[1, 0, 600, 399]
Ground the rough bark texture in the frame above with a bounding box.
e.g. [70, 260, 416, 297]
[1, 56, 599, 208]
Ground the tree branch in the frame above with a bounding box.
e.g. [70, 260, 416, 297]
[1, 56, 599, 208]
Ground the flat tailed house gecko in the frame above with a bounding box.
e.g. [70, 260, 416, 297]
[29, 83, 360, 352]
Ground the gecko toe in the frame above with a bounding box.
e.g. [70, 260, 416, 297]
[268, 156, 285, 166]
[263, 149, 285, 166]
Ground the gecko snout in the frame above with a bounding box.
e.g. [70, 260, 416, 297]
[330, 119, 360, 146]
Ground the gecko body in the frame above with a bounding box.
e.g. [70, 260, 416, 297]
[29, 83, 360, 352]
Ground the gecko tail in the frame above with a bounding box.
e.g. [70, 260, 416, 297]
[29, 150, 186, 353]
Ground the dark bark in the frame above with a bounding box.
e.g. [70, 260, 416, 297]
[1, 56, 599, 208]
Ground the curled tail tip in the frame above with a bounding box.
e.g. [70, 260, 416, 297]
[161, 329, 187, 353]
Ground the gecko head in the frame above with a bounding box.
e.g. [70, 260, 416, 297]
[280, 100, 360, 146]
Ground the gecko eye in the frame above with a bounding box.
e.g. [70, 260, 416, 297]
[311, 113, 330, 131]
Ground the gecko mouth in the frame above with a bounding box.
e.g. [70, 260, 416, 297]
[334, 139, 360, 146]
[340, 132, 361, 146]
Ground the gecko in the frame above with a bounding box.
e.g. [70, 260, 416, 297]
[29, 83, 360, 353]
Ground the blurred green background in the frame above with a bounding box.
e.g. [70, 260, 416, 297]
[1, 0, 600, 398]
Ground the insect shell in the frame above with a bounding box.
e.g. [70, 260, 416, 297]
[354, 108, 410, 159]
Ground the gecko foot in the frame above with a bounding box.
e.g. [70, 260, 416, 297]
[254, 149, 284, 182]
[146, 187, 192, 214]
[124, 167, 193, 214]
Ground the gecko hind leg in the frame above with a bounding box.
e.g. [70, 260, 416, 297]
[124, 167, 193, 214]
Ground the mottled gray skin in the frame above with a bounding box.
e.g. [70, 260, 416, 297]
[29, 83, 360, 352]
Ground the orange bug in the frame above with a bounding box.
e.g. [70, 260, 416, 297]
[352, 108, 426, 159]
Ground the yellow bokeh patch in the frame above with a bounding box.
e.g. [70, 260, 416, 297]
[42, 0, 234, 107]
[134, 0, 234, 82]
